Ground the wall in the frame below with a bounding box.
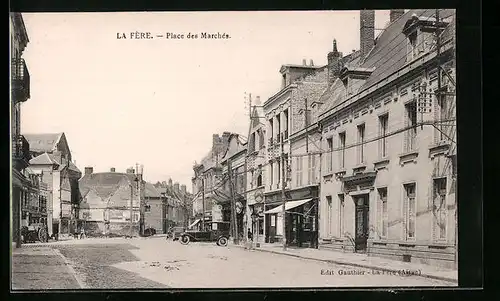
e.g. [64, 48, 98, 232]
[144, 197, 162, 232]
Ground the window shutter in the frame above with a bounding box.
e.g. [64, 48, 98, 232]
[404, 106, 409, 152]
[402, 190, 408, 240]
[377, 193, 382, 236]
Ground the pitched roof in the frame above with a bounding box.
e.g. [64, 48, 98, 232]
[29, 153, 59, 166]
[79, 172, 135, 200]
[144, 182, 161, 198]
[23, 133, 63, 153]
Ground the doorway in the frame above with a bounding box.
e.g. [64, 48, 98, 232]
[354, 194, 369, 252]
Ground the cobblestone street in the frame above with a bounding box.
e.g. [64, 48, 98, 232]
[12, 237, 456, 289]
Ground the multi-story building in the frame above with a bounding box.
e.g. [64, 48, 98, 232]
[316, 9, 456, 268]
[21, 170, 49, 229]
[78, 167, 145, 237]
[220, 133, 247, 239]
[245, 97, 266, 243]
[155, 180, 193, 232]
[192, 132, 232, 230]
[262, 58, 328, 246]
[11, 12, 32, 247]
[25, 133, 82, 237]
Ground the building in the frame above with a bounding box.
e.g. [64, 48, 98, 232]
[11, 12, 32, 247]
[21, 169, 49, 229]
[143, 182, 162, 233]
[262, 58, 328, 247]
[191, 132, 232, 230]
[78, 167, 145, 237]
[220, 133, 247, 240]
[154, 180, 193, 233]
[245, 96, 266, 244]
[316, 9, 456, 268]
[24, 133, 82, 237]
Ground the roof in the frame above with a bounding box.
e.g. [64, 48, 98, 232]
[144, 182, 161, 198]
[23, 133, 63, 153]
[79, 172, 136, 201]
[29, 153, 59, 166]
[319, 9, 455, 116]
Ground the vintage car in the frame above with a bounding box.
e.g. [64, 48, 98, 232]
[179, 221, 230, 246]
[168, 226, 186, 241]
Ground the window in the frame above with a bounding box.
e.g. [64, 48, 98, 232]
[405, 101, 417, 152]
[357, 124, 365, 164]
[269, 162, 273, 187]
[276, 159, 281, 187]
[339, 132, 346, 169]
[433, 178, 447, 241]
[296, 157, 303, 187]
[326, 137, 333, 172]
[408, 31, 417, 60]
[338, 194, 345, 236]
[239, 174, 245, 193]
[377, 188, 388, 238]
[268, 119, 274, 144]
[258, 130, 264, 149]
[403, 183, 416, 240]
[436, 95, 450, 142]
[257, 165, 263, 187]
[282, 73, 287, 88]
[307, 154, 316, 184]
[249, 132, 256, 153]
[379, 114, 389, 158]
[283, 110, 289, 139]
[145, 204, 151, 212]
[326, 196, 333, 236]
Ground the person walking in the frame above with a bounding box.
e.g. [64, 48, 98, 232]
[247, 228, 253, 249]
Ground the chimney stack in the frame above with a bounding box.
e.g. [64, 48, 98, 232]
[168, 178, 173, 186]
[84, 167, 93, 176]
[126, 167, 135, 174]
[181, 185, 187, 194]
[302, 59, 307, 66]
[110, 167, 115, 172]
[390, 9, 405, 23]
[174, 182, 180, 192]
[310, 59, 314, 66]
[255, 96, 261, 105]
[327, 39, 342, 84]
[360, 10, 375, 61]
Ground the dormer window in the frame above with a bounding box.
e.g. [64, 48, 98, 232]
[403, 14, 449, 62]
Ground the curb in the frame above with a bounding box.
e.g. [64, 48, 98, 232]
[52, 249, 86, 289]
[230, 244, 457, 284]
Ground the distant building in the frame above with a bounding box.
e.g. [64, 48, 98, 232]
[154, 180, 193, 233]
[78, 167, 144, 237]
[24, 133, 81, 237]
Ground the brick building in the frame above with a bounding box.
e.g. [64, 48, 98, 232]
[11, 12, 32, 248]
[25, 133, 82, 237]
[316, 9, 456, 268]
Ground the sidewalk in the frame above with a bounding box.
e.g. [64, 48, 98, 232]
[11, 247, 83, 290]
[229, 242, 458, 284]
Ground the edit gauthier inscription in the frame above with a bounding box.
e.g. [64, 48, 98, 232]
[116, 31, 231, 39]
[321, 269, 423, 277]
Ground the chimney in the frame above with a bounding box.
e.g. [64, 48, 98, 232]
[126, 167, 135, 174]
[390, 9, 405, 23]
[309, 59, 314, 66]
[327, 39, 342, 84]
[110, 167, 115, 172]
[360, 10, 375, 61]
[174, 182, 180, 192]
[181, 185, 187, 194]
[302, 59, 307, 66]
[84, 167, 93, 176]
[212, 134, 221, 153]
[222, 132, 231, 148]
[168, 178, 173, 186]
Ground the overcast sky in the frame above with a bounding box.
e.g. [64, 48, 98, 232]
[20, 10, 390, 191]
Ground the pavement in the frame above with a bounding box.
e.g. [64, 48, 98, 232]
[10, 236, 457, 289]
[228, 241, 458, 283]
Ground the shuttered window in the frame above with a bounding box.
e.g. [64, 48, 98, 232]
[432, 178, 447, 241]
[377, 188, 388, 238]
[403, 183, 416, 240]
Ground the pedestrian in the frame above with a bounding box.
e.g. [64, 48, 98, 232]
[80, 227, 86, 239]
[247, 228, 253, 250]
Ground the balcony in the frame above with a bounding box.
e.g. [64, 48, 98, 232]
[11, 58, 30, 102]
[12, 135, 30, 170]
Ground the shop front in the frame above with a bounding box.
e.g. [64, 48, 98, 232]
[263, 186, 319, 248]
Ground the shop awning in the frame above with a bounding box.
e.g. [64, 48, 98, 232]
[264, 198, 313, 214]
[188, 219, 201, 229]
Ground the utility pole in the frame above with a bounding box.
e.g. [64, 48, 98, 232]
[201, 177, 205, 231]
[244, 93, 253, 244]
[129, 184, 134, 237]
[228, 159, 239, 244]
[280, 134, 287, 251]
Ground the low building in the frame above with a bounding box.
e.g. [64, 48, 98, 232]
[78, 167, 144, 237]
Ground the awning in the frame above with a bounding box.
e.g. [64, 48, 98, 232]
[264, 198, 313, 214]
[188, 219, 201, 229]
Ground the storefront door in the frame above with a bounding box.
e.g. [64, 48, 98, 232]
[354, 195, 369, 252]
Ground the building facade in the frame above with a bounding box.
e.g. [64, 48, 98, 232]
[78, 167, 144, 237]
[25, 133, 82, 237]
[11, 12, 32, 247]
[262, 59, 327, 247]
[316, 9, 456, 268]
[245, 98, 266, 244]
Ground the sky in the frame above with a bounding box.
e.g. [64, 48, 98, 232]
[20, 10, 390, 192]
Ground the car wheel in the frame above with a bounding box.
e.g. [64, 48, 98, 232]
[217, 236, 228, 247]
[180, 235, 190, 245]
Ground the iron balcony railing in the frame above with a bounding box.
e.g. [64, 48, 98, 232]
[12, 135, 30, 168]
[11, 58, 30, 102]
